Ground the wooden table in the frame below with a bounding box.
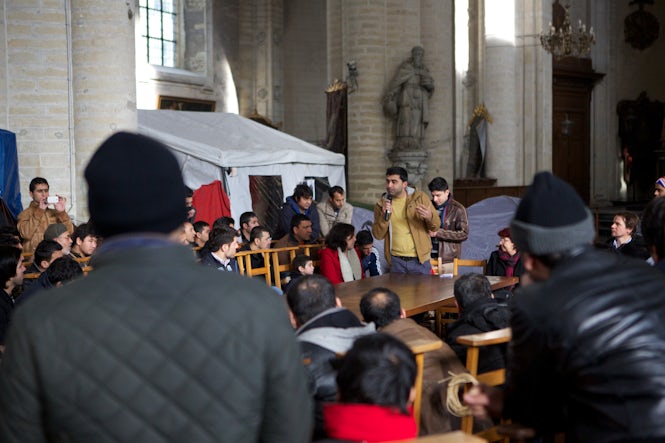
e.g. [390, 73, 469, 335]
[385, 430, 486, 442]
[335, 273, 517, 318]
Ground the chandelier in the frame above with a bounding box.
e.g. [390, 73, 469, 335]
[540, 3, 595, 59]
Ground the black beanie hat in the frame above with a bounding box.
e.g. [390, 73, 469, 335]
[85, 132, 186, 238]
[510, 171, 595, 255]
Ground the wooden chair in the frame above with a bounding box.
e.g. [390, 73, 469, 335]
[435, 259, 488, 337]
[299, 242, 325, 269]
[456, 327, 512, 443]
[72, 256, 91, 266]
[384, 430, 486, 442]
[453, 258, 487, 276]
[21, 251, 34, 269]
[430, 257, 443, 275]
[269, 246, 300, 290]
[236, 249, 272, 285]
[337, 336, 443, 436]
[407, 337, 443, 435]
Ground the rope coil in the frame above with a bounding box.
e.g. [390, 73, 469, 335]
[444, 372, 479, 417]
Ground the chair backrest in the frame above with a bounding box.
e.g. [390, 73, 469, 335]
[299, 242, 325, 269]
[72, 256, 91, 266]
[408, 338, 443, 435]
[269, 246, 300, 289]
[453, 258, 487, 276]
[21, 251, 34, 269]
[336, 336, 443, 436]
[236, 249, 272, 285]
[456, 327, 511, 442]
[430, 257, 443, 275]
[391, 430, 487, 442]
[23, 272, 41, 280]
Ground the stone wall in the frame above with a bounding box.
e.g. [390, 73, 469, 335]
[0, 0, 136, 221]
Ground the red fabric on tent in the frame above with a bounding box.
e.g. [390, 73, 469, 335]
[192, 180, 231, 226]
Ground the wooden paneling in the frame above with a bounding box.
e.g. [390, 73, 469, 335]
[552, 58, 604, 204]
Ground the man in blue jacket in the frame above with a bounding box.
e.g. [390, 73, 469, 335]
[275, 183, 321, 241]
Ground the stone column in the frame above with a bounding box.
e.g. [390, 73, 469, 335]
[240, 0, 283, 124]
[330, 0, 431, 204]
[481, 0, 551, 186]
[70, 0, 136, 217]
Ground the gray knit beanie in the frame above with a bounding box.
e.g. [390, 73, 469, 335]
[510, 172, 595, 255]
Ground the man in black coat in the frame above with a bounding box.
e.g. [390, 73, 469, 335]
[445, 273, 510, 374]
[464, 172, 665, 442]
[286, 274, 374, 440]
[0, 132, 312, 443]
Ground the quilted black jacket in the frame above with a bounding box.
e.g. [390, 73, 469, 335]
[0, 240, 312, 443]
[505, 247, 665, 442]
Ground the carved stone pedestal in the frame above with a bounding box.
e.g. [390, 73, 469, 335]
[388, 150, 428, 188]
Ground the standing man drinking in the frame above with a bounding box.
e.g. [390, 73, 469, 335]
[372, 167, 440, 274]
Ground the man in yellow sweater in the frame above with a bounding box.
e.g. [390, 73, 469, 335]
[372, 166, 440, 274]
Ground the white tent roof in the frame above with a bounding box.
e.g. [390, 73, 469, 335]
[137, 110, 345, 167]
[137, 110, 346, 220]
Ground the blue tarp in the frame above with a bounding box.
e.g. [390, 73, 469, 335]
[463, 196, 521, 261]
[0, 129, 22, 219]
[353, 195, 522, 269]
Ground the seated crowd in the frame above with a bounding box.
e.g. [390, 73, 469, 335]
[1, 133, 665, 443]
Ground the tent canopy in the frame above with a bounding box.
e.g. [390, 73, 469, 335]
[137, 110, 346, 220]
[137, 110, 345, 168]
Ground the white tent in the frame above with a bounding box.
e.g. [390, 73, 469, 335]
[137, 110, 346, 219]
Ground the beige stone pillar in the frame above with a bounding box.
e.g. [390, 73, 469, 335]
[70, 0, 137, 217]
[238, 0, 283, 123]
[481, 0, 551, 186]
[328, 0, 456, 203]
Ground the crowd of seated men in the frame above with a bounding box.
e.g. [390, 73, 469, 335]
[2, 159, 665, 443]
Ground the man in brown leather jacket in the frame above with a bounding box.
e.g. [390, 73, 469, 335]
[427, 177, 468, 273]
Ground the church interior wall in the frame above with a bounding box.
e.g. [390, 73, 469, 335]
[3, 0, 665, 221]
[282, 0, 327, 145]
[420, 0, 455, 190]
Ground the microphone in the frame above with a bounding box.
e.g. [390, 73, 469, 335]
[384, 194, 392, 221]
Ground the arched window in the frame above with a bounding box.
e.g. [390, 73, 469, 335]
[138, 0, 177, 67]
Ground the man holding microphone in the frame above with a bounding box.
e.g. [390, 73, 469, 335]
[372, 166, 440, 274]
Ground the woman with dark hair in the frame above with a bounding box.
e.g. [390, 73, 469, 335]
[323, 333, 418, 442]
[319, 223, 363, 284]
[0, 246, 24, 353]
[486, 227, 524, 302]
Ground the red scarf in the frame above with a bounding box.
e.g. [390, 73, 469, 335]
[324, 403, 417, 442]
[498, 250, 520, 277]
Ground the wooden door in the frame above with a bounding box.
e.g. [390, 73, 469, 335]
[552, 58, 604, 204]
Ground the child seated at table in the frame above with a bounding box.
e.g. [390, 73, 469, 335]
[356, 230, 382, 277]
[283, 254, 315, 293]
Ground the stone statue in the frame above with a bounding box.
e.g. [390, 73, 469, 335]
[384, 46, 434, 151]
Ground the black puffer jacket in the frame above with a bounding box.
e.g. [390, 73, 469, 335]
[0, 239, 312, 443]
[505, 247, 665, 442]
[446, 298, 510, 373]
